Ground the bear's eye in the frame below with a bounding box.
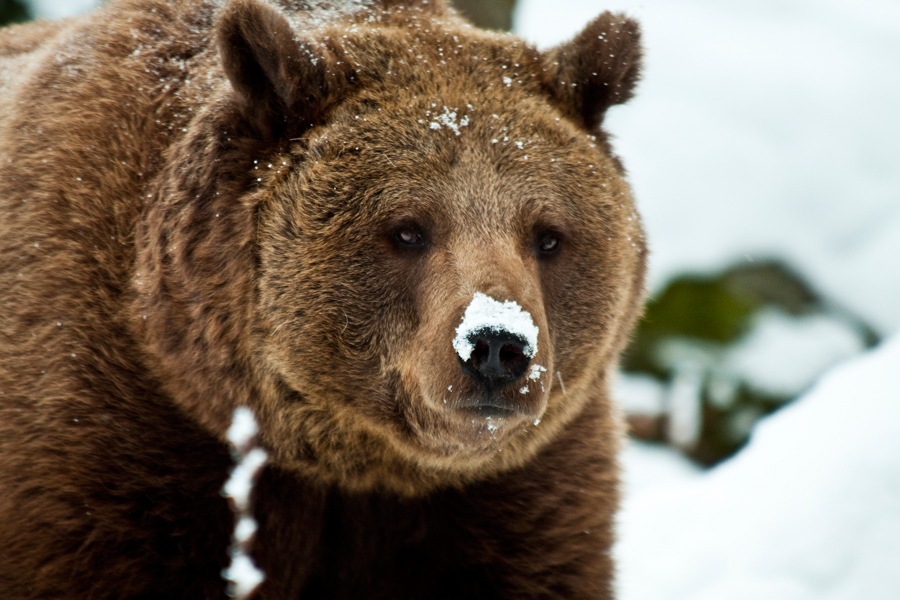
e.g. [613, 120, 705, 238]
[392, 226, 425, 248]
[537, 233, 562, 256]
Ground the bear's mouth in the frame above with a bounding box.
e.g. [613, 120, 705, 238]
[455, 394, 526, 419]
[460, 403, 517, 419]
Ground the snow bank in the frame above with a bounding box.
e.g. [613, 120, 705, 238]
[615, 334, 900, 600]
[515, 0, 900, 335]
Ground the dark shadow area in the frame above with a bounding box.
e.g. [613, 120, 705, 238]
[0, 0, 31, 25]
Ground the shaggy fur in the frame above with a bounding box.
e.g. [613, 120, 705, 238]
[0, 0, 646, 597]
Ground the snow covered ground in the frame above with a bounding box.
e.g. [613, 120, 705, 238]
[616, 334, 900, 600]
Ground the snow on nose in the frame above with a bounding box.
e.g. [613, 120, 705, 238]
[453, 292, 539, 362]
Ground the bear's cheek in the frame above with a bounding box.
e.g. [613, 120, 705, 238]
[541, 219, 644, 392]
[542, 260, 617, 372]
[256, 237, 391, 406]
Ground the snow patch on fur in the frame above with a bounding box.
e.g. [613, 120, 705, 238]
[222, 407, 268, 599]
[453, 292, 539, 361]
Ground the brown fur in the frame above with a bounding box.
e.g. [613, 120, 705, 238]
[0, 0, 646, 597]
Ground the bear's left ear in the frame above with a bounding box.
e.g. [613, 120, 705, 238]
[545, 12, 642, 131]
[216, 0, 355, 137]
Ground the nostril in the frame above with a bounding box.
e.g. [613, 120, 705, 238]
[499, 342, 523, 363]
[471, 339, 490, 368]
[499, 342, 528, 375]
[459, 329, 532, 389]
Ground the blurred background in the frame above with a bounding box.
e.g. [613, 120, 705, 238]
[4, 0, 899, 598]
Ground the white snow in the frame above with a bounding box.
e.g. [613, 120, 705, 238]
[615, 334, 900, 600]
[453, 292, 539, 362]
[223, 447, 268, 513]
[221, 555, 266, 600]
[665, 365, 704, 449]
[427, 106, 470, 136]
[724, 309, 866, 397]
[615, 310, 869, 442]
[515, 0, 900, 336]
[222, 407, 268, 600]
[226, 406, 260, 453]
[527, 364, 546, 381]
[233, 516, 258, 545]
[615, 373, 666, 416]
[619, 439, 701, 500]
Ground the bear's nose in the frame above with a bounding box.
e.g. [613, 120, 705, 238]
[459, 329, 531, 389]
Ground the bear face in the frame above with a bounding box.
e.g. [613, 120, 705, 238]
[132, 0, 645, 496]
[258, 68, 642, 473]
[249, 12, 644, 491]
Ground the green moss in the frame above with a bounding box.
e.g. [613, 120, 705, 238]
[645, 277, 757, 342]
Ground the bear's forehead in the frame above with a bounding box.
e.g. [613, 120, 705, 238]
[276, 12, 625, 224]
[284, 7, 567, 141]
[291, 108, 621, 236]
[305, 36, 595, 172]
[295, 114, 616, 227]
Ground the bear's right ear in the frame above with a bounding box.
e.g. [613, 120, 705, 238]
[216, 0, 355, 137]
[545, 12, 642, 132]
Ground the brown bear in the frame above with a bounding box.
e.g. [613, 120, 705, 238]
[0, 0, 646, 598]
